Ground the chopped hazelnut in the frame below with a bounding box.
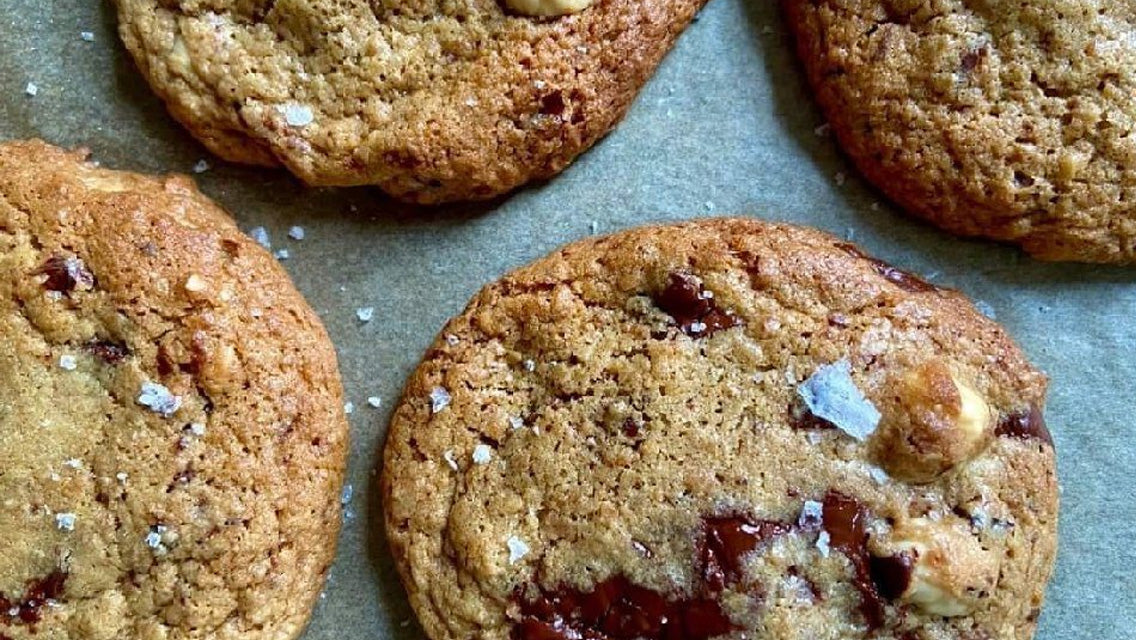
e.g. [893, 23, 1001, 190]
[871, 361, 994, 482]
[872, 517, 998, 617]
[505, 0, 593, 17]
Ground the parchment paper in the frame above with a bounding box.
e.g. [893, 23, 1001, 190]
[2, 1, 1133, 638]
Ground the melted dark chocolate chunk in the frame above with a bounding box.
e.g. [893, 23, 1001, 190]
[869, 551, 915, 600]
[700, 517, 793, 592]
[654, 272, 742, 338]
[822, 492, 886, 630]
[87, 340, 129, 365]
[995, 407, 1052, 446]
[514, 575, 734, 640]
[38, 255, 94, 294]
[835, 243, 938, 294]
[0, 570, 67, 625]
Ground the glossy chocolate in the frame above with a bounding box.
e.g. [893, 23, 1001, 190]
[0, 570, 67, 625]
[995, 407, 1053, 446]
[654, 272, 742, 338]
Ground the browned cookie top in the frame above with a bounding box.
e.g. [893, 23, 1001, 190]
[112, 0, 706, 203]
[382, 218, 1058, 640]
[784, 0, 1136, 263]
[0, 140, 348, 640]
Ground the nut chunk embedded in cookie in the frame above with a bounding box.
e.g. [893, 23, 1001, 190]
[381, 220, 1057, 640]
[872, 361, 994, 483]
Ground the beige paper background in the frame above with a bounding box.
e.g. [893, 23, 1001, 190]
[2, 1, 1132, 638]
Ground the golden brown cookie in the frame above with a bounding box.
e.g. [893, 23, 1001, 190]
[112, 0, 707, 204]
[783, 0, 1136, 263]
[0, 140, 348, 640]
[382, 218, 1058, 639]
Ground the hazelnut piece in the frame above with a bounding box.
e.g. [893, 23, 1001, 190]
[505, 0, 593, 17]
[871, 517, 999, 617]
[871, 361, 994, 482]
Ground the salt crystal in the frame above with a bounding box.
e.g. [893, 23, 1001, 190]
[55, 513, 76, 531]
[192, 159, 210, 174]
[356, 307, 375, 323]
[281, 103, 314, 127]
[367, 396, 382, 408]
[430, 387, 451, 413]
[25, 82, 38, 96]
[798, 500, 823, 528]
[59, 355, 77, 371]
[507, 536, 529, 564]
[138, 381, 182, 417]
[249, 226, 271, 249]
[442, 450, 458, 471]
[796, 359, 880, 441]
[472, 444, 493, 465]
[816, 530, 832, 557]
[288, 226, 305, 240]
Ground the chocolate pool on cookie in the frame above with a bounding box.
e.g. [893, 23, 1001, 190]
[382, 218, 1057, 640]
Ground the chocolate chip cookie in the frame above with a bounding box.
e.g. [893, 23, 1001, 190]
[112, 0, 706, 204]
[0, 140, 348, 639]
[784, 0, 1136, 263]
[382, 218, 1057, 639]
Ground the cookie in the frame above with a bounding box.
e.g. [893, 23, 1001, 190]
[382, 218, 1057, 639]
[0, 140, 348, 639]
[112, 0, 706, 204]
[783, 0, 1136, 263]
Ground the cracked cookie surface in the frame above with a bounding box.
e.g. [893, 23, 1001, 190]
[784, 0, 1136, 263]
[382, 218, 1058, 640]
[0, 140, 348, 640]
[112, 0, 706, 204]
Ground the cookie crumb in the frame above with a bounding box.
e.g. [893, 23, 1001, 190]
[59, 355, 77, 371]
[288, 225, 306, 241]
[507, 535, 529, 564]
[55, 513, 77, 531]
[472, 444, 493, 465]
[249, 226, 271, 249]
[796, 359, 880, 441]
[429, 387, 451, 413]
[138, 381, 182, 417]
[356, 307, 375, 323]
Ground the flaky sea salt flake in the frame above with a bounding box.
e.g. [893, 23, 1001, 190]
[55, 513, 76, 531]
[367, 396, 382, 408]
[507, 536, 529, 564]
[429, 387, 451, 413]
[356, 307, 375, 323]
[280, 103, 314, 127]
[80, 31, 95, 42]
[816, 530, 831, 558]
[288, 225, 305, 240]
[796, 359, 880, 441]
[59, 355, 77, 371]
[138, 381, 182, 417]
[798, 500, 823, 528]
[25, 82, 38, 96]
[442, 450, 458, 471]
[472, 444, 493, 465]
[249, 226, 271, 249]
